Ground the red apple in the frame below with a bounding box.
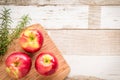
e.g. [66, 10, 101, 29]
[35, 52, 58, 76]
[5, 52, 32, 79]
[19, 28, 43, 53]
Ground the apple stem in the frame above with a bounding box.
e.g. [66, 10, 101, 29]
[14, 62, 20, 67]
[45, 59, 49, 63]
[43, 55, 52, 64]
[29, 33, 35, 41]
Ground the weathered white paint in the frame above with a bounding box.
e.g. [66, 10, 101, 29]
[0, 5, 88, 29]
[101, 6, 120, 29]
[63, 55, 120, 80]
[48, 30, 120, 55]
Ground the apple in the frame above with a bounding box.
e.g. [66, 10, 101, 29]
[5, 52, 32, 79]
[19, 28, 44, 53]
[35, 52, 58, 76]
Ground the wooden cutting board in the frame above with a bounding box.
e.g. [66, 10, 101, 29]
[0, 24, 70, 80]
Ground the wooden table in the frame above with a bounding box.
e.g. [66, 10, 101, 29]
[0, 0, 120, 80]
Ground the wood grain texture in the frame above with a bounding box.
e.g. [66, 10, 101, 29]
[88, 6, 101, 29]
[64, 55, 120, 80]
[0, 24, 70, 80]
[0, 5, 88, 29]
[0, 0, 120, 6]
[47, 30, 120, 55]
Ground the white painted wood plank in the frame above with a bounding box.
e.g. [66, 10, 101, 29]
[0, 5, 88, 29]
[48, 30, 120, 55]
[101, 6, 120, 29]
[1, 0, 120, 6]
[63, 55, 120, 80]
[48, 0, 120, 6]
[0, 5, 120, 29]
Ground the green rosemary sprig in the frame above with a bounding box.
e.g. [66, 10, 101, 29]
[0, 7, 31, 56]
[0, 7, 12, 56]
